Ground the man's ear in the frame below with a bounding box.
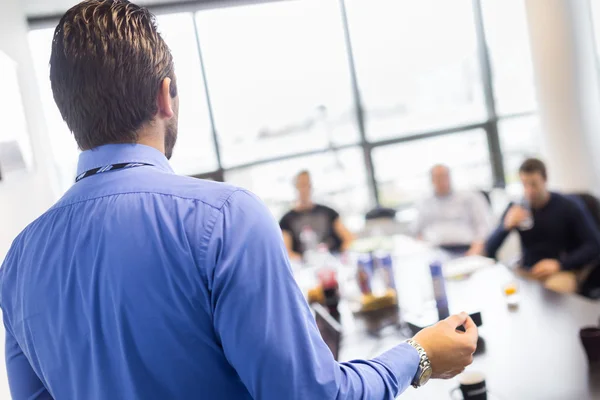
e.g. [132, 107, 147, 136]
[157, 78, 174, 119]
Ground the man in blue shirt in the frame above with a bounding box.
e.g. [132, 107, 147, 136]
[0, 1, 477, 399]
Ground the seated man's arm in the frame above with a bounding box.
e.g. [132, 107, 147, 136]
[4, 321, 53, 400]
[467, 193, 493, 256]
[559, 202, 600, 271]
[333, 217, 355, 252]
[412, 202, 427, 241]
[206, 190, 419, 400]
[279, 215, 302, 260]
[321, 205, 353, 252]
[281, 229, 302, 260]
[484, 205, 513, 259]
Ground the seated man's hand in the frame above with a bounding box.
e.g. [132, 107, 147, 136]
[531, 259, 561, 280]
[503, 205, 530, 230]
[413, 312, 478, 380]
[465, 241, 485, 257]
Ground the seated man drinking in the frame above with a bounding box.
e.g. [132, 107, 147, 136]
[485, 158, 600, 293]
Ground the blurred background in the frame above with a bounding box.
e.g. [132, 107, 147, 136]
[24, 0, 542, 218]
[2, 0, 600, 394]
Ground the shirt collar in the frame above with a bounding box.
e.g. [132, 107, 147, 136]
[434, 190, 454, 200]
[77, 144, 174, 176]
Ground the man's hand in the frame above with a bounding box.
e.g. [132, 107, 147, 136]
[413, 312, 478, 379]
[531, 259, 561, 280]
[503, 205, 530, 230]
[466, 241, 485, 257]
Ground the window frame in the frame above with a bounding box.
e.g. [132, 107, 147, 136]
[28, 0, 537, 212]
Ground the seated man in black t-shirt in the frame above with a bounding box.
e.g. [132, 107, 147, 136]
[280, 170, 354, 260]
[485, 158, 600, 293]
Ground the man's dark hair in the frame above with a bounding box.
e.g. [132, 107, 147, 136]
[50, 0, 177, 150]
[519, 158, 547, 180]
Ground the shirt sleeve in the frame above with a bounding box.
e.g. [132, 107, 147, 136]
[559, 200, 600, 270]
[324, 205, 340, 223]
[205, 190, 419, 400]
[1, 240, 53, 400]
[3, 317, 53, 399]
[279, 212, 292, 232]
[484, 204, 512, 259]
[412, 202, 426, 238]
[469, 192, 492, 242]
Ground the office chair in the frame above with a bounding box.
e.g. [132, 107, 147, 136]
[568, 193, 600, 299]
[478, 190, 492, 207]
[365, 207, 396, 220]
[364, 207, 399, 237]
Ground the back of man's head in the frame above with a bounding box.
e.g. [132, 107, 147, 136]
[50, 0, 177, 150]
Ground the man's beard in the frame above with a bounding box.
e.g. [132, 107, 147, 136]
[164, 114, 178, 160]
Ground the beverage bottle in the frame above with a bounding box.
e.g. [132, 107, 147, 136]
[518, 199, 534, 231]
[430, 261, 450, 320]
[356, 254, 373, 295]
[317, 267, 340, 319]
[375, 252, 396, 290]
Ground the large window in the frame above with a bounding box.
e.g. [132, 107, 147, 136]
[156, 13, 218, 176]
[481, 0, 541, 189]
[498, 115, 542, 190]
[29, 0, 540, 221]
[345, 0, 486, 141]
[195, 0, 359, 167]
[481, 0, 537, 115]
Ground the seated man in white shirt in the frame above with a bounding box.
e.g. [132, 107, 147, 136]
[414, 164, 492, 256]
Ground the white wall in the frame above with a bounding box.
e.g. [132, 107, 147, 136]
[525, 0, 600, 193]
[0, 1, 56, 259]
[0, 0, 57, 397]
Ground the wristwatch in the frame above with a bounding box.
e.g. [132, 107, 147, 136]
[405, 339, 432, 388]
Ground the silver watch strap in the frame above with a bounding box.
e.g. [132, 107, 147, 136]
[405, 339, 431, 387]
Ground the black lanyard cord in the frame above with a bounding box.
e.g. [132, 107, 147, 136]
[75, 162, 153, 183]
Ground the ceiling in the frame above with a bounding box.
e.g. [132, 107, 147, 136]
[23, 0, 187, 18]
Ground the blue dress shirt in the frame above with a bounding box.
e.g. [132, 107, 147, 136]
[0, 144, 418, 399]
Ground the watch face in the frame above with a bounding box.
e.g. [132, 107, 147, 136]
[419, 367, 433, 386]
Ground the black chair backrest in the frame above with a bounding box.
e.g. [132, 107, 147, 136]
[365, 207, 396, 221]
[573, 193, 600, 230]
[569, 193, 600, 298]
[479, 190, 492, 207]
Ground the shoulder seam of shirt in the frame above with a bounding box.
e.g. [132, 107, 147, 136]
[194, 189, 249, 296]
[198, 189, 247, 254]
[49, 188, 242, 214]
[215, 188, 247, 212]
[19, 188, 246, 246]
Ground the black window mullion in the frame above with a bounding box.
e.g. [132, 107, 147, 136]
[192, 13, 224, 172]
[472, 0, 506, 188]
[338, 0, 379, 208]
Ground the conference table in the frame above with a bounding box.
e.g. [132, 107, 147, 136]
[300, 236, 600, 400]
